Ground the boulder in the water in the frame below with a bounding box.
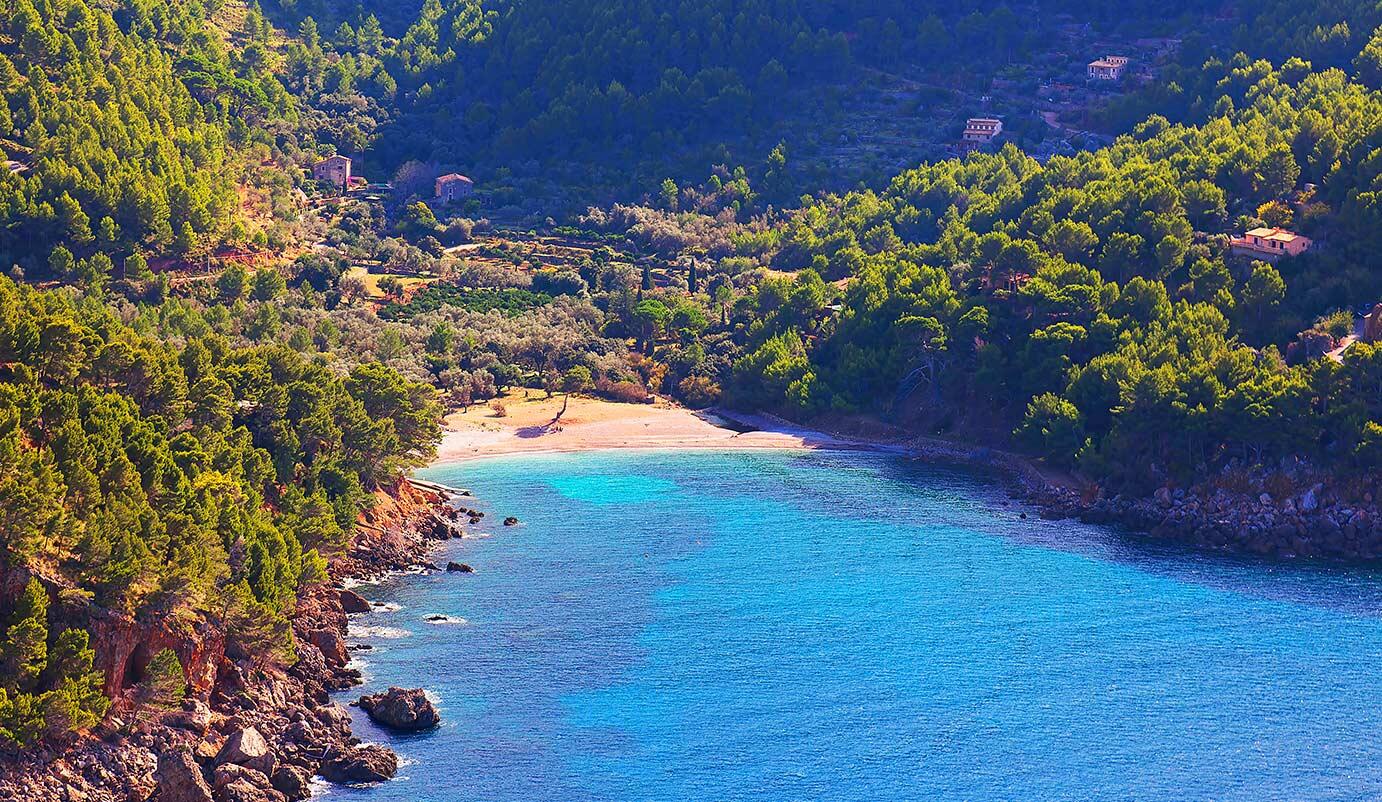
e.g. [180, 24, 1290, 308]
[320, 744, 398, 784]
[503, 516, 519, 526]
[356, 687, 440, 732]
[446, 562, 474, 573]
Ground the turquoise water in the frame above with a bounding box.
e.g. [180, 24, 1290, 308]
[329, 450, 1382, 802]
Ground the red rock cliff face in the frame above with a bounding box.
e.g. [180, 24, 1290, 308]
[0, 568, 224, 703]
[84, 607, 226, 700]
[352, 478, 441, 549]
[16, 479, 441, 706]
[366, 477, 437, 528]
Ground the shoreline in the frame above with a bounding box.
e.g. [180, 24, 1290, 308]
[433, 395, 883, 463]
[6, 404, 1377, 800]
[431, 395, 965, 470]
[431, 393, 1060, 497]
[434, 394, 1382, 562]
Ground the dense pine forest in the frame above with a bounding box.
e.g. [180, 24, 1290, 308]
[0, 0, 1380, 768]
[726, 57, 1382, 483]
[0, 274, 439, 745]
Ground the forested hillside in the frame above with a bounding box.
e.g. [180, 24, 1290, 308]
[0, 0, 1380, 764]
[1235, 0, 1382, 71]
[0, 275, 439, 747]
[580, 46, 1382, 491]
[259, 0, 1382, 497]
[0, 0, 305, 274]
[274, 0, 1231, 187]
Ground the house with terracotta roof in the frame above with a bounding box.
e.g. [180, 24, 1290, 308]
[311, 155, 351, 188]
[962, 118, 1003, 144]
[1087, 56, 1129, 81]
[435, 174, 474, 203]
[1229, 227, 1313, 261]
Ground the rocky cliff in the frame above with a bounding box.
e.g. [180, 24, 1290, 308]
[0, 479, 466, 802]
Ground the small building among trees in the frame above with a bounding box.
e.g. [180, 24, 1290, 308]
[962, 118, 1003, 144]
[312, 155, 352, 189]
[1363, 303, 1382, 343]
[1230, 227, 1313, 261]
[1087, 56, 1130, 81]
[435, 173, 474, 203]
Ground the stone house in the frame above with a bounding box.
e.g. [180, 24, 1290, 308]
[311, 155, 352, 188]
[962, 118, 1003, 144]
[435, 174, 474, 203]
[1087, 56, 1129, 81]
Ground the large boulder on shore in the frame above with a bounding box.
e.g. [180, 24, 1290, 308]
[319, 744, 398, 784]
[270, 765, 313, 801]
[155, 749, 214, 802]
[215, 726, 277, 776]
[339, 589, 372, 613]
[308, 628, 349, 667]
[213, 763, 286, 802]
[165, 698, 215, 735]
[356, 687, 440, 731]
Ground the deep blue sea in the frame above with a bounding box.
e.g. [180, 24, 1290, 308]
[325, 450, 1382, 802]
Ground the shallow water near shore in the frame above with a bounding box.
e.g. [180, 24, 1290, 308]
[329, 450, 1382, 802]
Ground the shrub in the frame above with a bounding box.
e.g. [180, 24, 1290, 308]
[1017, 393, 1086, 465]
[595, 378, 650, 404]
[676, 375, 721, 408]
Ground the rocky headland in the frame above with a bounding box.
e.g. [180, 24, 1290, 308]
[0, 478, 467, 802]
[803, 415, 1382, 562]
[1029, 462, 1382, 560]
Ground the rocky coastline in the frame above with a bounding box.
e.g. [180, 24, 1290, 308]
[0, 478, 469, 802]
[6, 415, 1378, 801]
[910, 439, 1382, 561]
[1028, 467, 1382, 561]
[803, 415, 1382, 563]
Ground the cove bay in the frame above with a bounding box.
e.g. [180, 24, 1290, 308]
[333, 450, 1382, 802]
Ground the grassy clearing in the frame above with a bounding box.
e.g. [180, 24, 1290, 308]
[346, 266, 437, 299]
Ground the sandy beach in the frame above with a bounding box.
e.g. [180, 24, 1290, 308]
[433, 392, 884, 463]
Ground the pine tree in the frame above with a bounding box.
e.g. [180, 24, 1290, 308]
[175, 222, 198, 255]
[42, 629, 108, 734]
[134, 649, 185, 714]
[1, 579, 48, 693]
[126, 253, 153, 282]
